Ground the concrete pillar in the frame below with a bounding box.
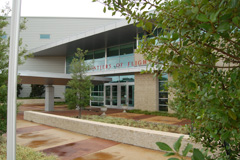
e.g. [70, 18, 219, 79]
[45, 85, 54, 111]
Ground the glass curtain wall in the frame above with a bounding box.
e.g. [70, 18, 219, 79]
[66, 42, 136, 73]
[159, 74, 168, 111]
[86, 49, 105, 72]
[107, 43, 135, 70]
[91, 84, 104, 106]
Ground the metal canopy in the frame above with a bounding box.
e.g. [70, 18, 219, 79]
[18, 71, 112, 85]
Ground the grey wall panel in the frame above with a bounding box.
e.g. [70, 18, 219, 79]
[4, 17, 122, 50]
[18, 56, 65, 73]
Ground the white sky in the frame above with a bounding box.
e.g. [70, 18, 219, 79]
[0, 0, 123, 18]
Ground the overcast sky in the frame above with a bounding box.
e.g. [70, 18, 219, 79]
[0, 0, 123, 18]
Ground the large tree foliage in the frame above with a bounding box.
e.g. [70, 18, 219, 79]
[0, 5, 28, 135]
[65, 49, 93, 118]
[95, 0, 240, 159]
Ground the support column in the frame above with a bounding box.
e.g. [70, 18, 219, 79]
[134, 73, 159, 111]
[45, 85, 54, 111]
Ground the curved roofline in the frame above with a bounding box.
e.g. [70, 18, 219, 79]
[29, 18, 135, 56]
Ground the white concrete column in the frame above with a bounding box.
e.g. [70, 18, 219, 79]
[45, 85, 54, 111]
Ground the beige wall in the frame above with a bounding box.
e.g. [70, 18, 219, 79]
[134, 73, 159, 111]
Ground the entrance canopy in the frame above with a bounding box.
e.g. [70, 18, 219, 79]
[18, 70, 112, 111]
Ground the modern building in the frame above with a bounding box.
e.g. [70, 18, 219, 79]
[4, 17, 171, 112]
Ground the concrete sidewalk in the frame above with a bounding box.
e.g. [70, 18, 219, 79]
[17, 118, 173, 160]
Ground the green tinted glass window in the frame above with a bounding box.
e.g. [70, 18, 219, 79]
[85, 51, 94, 60]
[108, 46, 119, 57]
[94, 49, 105, 59]
[120, 44, 133, 55]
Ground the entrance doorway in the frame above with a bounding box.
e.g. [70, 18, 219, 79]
[104, 82, 134, 108]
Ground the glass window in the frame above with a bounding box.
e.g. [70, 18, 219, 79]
[159, 73, 168, 111]
[120, 44, 133, 55]
[91, 84, 104, 106]
[94, 49, 105, 59]
[40, 34, 50, 39]
[120, 75, 134, 82]
[105, 76, 119, 83]
[108, 46, 119, 57]
[85, 51, 94, 60]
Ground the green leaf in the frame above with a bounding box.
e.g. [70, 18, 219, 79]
[228, 110, 237, 120]
[172, 70, 179, 81]
[156, 142, 173, 151]
[164, 152, 175, 156]
[182, 143, 193, 156]
[103, 7, 106, 13]
[145, 22, 153, 32]
[136, 21, 143, 27]
[197, 14, 209, 22]
[192, 149, 205, 160]
[173, 0, 179, 5]
[199, 23, 211, 31]
[221, 131, 230, 141]
[172, 33, 179, 41]
[217, 23, 230, 32]
[210, 9, 222, 23]
[213, 34, 220, 40]
[232, 17, 239, 25]
[192, 7, 199, 14]
[188, 80, 198, 89]
[173, 136, 184, 152]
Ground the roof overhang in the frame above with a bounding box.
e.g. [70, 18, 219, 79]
[18, 71, 112, 85]
[30, 19, 141, 57]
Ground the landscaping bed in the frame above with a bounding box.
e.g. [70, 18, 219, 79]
[126, 109, 179, 117]
[80, 115, 188, 134]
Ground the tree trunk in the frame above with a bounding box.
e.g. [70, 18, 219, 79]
[78, 106, 82, 118]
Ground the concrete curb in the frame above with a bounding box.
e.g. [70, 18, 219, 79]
[17, 99, 64, 105]
[24, 111, 202, 152]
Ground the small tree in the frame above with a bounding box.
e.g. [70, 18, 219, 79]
[65, 48, 93, 118]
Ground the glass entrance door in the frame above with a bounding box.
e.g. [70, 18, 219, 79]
[105, 86, 111, 105]
[104, 82, 134, 108]
[128, 85, 134, 107]
[112, 85, 118, 106]
[120, 85, 127, 105]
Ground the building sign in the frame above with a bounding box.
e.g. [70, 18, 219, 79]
[92, 60, 147, 71]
